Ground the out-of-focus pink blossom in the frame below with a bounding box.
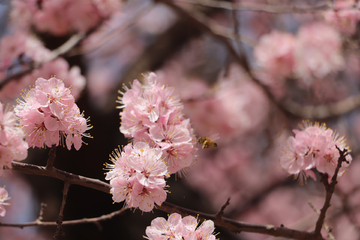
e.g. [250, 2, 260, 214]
[280, 121, 352, 183]
[323, 0, 360, 35]
[14, 77, 91, 150]
[105, 142, 168, 212]
[118, 73, 197, 175]
[11, 0, 122, 36]
[254, 30, 296, 79]
[145, 213, 217, 240]
[0, 187, 10, 217]
[0, 31, 86, 102]
[0, 103, 28, 177]
[295, 22, 345, 84]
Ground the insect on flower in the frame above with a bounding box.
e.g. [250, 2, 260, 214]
[197, 134, 219, 149]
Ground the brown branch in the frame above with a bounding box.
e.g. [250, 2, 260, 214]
[10, 160, 325, 239]
[314, 147, 349, 237]
[54, 182, 70, 238]
[176, 0, 330, 13]
[158, 201, 322, 240]
[0, 208, 127, 228]
[11, 161, 110, 193]
[308, 201, 335, 240]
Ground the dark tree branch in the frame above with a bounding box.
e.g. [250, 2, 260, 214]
[9, 160, 324, 239]
[46, 145, 57, 170]
[11, 161, 110, 193]
[314, 147, 349, 237]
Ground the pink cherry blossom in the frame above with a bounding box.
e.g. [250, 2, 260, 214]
[11, 0, 122, 36]
[254, 30, 296, 79]
[14, 77, 90, 150]
[106, 142, 168, 212]
[118, 73, 197, 175]
[0, 187, 10, 217]
[295, 22, 345, 84]
[280, 121, 352, 183]
[0, 30, 86, 102]
[145, 213, 217, 240]
[145, 213, 185, 240]
[0, 103, 28, 176]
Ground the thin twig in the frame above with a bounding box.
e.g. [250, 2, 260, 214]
[70, 4, 153, 56]
[215, 197, 231, 220]
[0, 208, 127, 228]
[176, 0, 330, 13]
[54, 182, 70, 238]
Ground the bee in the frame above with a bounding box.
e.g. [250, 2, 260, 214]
[197, 135, 218, 149]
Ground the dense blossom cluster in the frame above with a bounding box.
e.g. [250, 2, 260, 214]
[145, 213, 217, 240]
[0, 103, 28, 176]
[0, 187, 10, 217]
[118, 72, 197, 174]
[280, 121, 352, 183]
[11, 0, 122, 36]
[105, 142, 168, 212]
[0, 31, 85, 101]
[106, 72, 198, 212]
[14, 77, 90, 150]
[254, 21, 344, 85]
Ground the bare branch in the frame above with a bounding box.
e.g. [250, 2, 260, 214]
[176, 0, 330, 13]
[0, 208, 127, 228]
[11, 161, 111, 194]
[54, 182, 70, 239]
[308, 201, 335, 240]
[10, 160, 324, 239]
[215, 197, 231, 220]
[158, 202, 322, 240]
[70, 4, 153, 56]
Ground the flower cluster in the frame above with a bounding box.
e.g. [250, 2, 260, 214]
[280, 121, 352, 184]
[0, 187, 10, 217]
[145, 213, 217, 240]
[254, 22, 344, 85]
[105, 142, 168, 212]
[0, 103, 28, 176]
[118, 72, 197, 174]
[14, 77, 90, 150]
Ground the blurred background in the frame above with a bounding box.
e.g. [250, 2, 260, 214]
[1, 0, 360, 239]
